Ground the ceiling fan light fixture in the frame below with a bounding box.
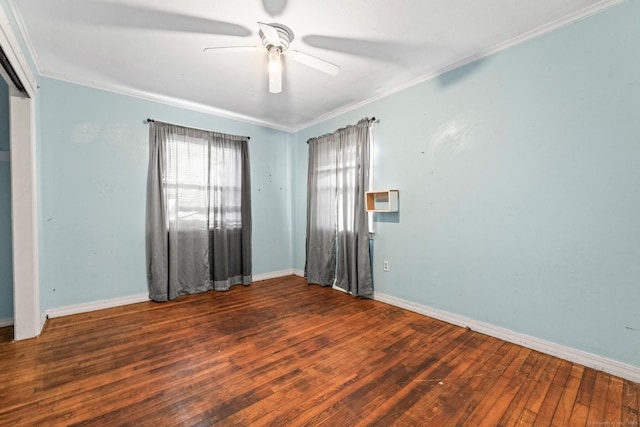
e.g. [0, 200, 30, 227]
[268, 46, 282, 93]
[205, 22, 337, 94]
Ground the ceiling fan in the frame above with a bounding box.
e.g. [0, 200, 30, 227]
[204, 22, 340, 94]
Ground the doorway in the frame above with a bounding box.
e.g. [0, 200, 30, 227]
[1, 11, 41, 340]
[0, 77, 11, 328]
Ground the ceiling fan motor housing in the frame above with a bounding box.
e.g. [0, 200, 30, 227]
[259, 23, 294, 52]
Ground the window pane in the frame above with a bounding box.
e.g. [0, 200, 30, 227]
[165, 134, 244, 230]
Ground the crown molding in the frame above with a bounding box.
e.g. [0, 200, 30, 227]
[6, 0, 42, 75]
[0, 2, 38, 97]
[38, 70, 299, 134]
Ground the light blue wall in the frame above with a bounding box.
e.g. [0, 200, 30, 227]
[38, 78, 292, 311]
[293, 1, 640, 367]
[0, 159, 11, 321]
[0, 77, 12, 321]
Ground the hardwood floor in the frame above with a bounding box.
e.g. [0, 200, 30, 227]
[0, 275, 638, 426]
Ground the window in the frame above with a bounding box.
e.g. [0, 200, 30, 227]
[146, 120, 252, 301]
[165, 133, 245, 230]
[305, 118, 373, 296]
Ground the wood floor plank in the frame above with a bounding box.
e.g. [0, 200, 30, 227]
[454, 345, 532, 426]
[568, 367, 598, 426]
[567, 401, 590, 426]
[442, 343, 526, 427]
[604, 376, 623, 423]
[551, 364, 586, 427]
[622, 380, 639, 426]
[245, 310, 457, 426]
[497, 353, 555, 427]
[284, 324, 470, 425]
[520, 355, 562, 421]
[0, 275, 636, 426]
[0, 325, 12, 343]
[420, 340, 520, 426]
[586, 371, 612, 425]
[349, 330, 479, 426]
[389, 335, 505, 425]
[532, 359, 573, 426]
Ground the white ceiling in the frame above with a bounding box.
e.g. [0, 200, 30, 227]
[11, 0, 618, 132]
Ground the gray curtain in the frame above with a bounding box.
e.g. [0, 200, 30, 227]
[146, 121, 252, 302]
[305, 118, 373, 297]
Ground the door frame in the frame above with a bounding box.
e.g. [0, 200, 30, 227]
[0, 4, 41, 340]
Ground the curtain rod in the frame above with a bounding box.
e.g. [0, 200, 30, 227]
[145, 118, 250, 140]
[306, 116, 379, 143]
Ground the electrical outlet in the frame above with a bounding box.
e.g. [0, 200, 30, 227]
[383, 260, 389, 272]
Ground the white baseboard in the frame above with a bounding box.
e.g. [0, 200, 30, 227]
[42, 270, 301, 322]
[253, 269, 295, 282]
[254, 268, 305, 281]
[0, 317, 13, 327]
[45, 293, 150, 319]
[374, 292, 640, 384]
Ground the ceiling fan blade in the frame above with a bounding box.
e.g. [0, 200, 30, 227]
[303, 35, 427, 63]
[257, 22, 281, 47]
[44, 1, 251, 37]
[262, 0, 288, 17]
[203, 46, 261, 53]
[287, 50, 340, 76]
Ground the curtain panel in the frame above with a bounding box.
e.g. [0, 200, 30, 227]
[146, 121, 252, 302]
[305, 118, 373, 297]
